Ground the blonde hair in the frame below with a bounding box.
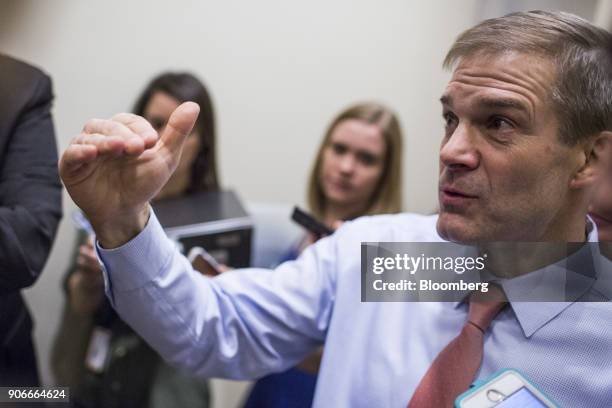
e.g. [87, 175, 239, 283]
[307, 102, 403, 220]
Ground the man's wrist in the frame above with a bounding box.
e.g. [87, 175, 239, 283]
[93, 205, 151, 249]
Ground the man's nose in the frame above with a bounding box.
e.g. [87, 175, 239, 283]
[439, 123, 479, 172]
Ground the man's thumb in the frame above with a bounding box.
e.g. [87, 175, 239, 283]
[161, 102, 200, 153]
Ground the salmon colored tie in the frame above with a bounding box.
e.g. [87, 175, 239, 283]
[407, 286, 507, 408]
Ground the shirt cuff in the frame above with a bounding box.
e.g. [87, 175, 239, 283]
[96, 208, 176, 295]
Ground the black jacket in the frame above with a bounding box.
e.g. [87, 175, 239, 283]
[0, 54, 62, 386]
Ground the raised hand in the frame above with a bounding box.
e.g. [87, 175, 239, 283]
[59, 102, 200, 248]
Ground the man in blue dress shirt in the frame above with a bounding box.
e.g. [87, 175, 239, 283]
[59, 11, 612, 407]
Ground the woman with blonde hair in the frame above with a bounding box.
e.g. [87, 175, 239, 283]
[307, 103, 403, 221]
[244, 101, 404, 407]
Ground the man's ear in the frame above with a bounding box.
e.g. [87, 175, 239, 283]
[570, 131, 612, 189]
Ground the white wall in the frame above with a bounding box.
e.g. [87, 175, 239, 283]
[475, 0, 598, 20]
[0, 0, 599, 406]
[595, 0, 612, 28]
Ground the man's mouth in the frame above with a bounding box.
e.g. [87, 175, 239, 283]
[440, 185, 478, 198]
[439, 185, 478, 207]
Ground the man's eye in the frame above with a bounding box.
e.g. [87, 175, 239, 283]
[443, 112, 458, 130]
[489, 116, 514, 131]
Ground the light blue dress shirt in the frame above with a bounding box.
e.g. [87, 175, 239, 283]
[98, 210, 612, 407]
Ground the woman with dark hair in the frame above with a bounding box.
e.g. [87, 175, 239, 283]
[51, 72, 218, 408]
[132, 72, 219, 195]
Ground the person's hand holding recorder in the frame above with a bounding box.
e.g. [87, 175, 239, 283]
[68, 235, 104, 315]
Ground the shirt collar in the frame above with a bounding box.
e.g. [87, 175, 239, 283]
[455, 216, 600, 338]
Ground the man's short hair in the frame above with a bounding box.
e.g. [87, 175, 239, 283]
[444, 10, 612, 145]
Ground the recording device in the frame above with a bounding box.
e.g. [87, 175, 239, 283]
[291, 206, 334, 237]
[153, 190, 252, 267]
[455, 369, 558, 408]
[188, 246, 223, 276]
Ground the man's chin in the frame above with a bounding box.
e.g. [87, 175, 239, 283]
[436, 212, 479, 244]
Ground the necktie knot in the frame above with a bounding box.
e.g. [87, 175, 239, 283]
[468, 285, 507, 333]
